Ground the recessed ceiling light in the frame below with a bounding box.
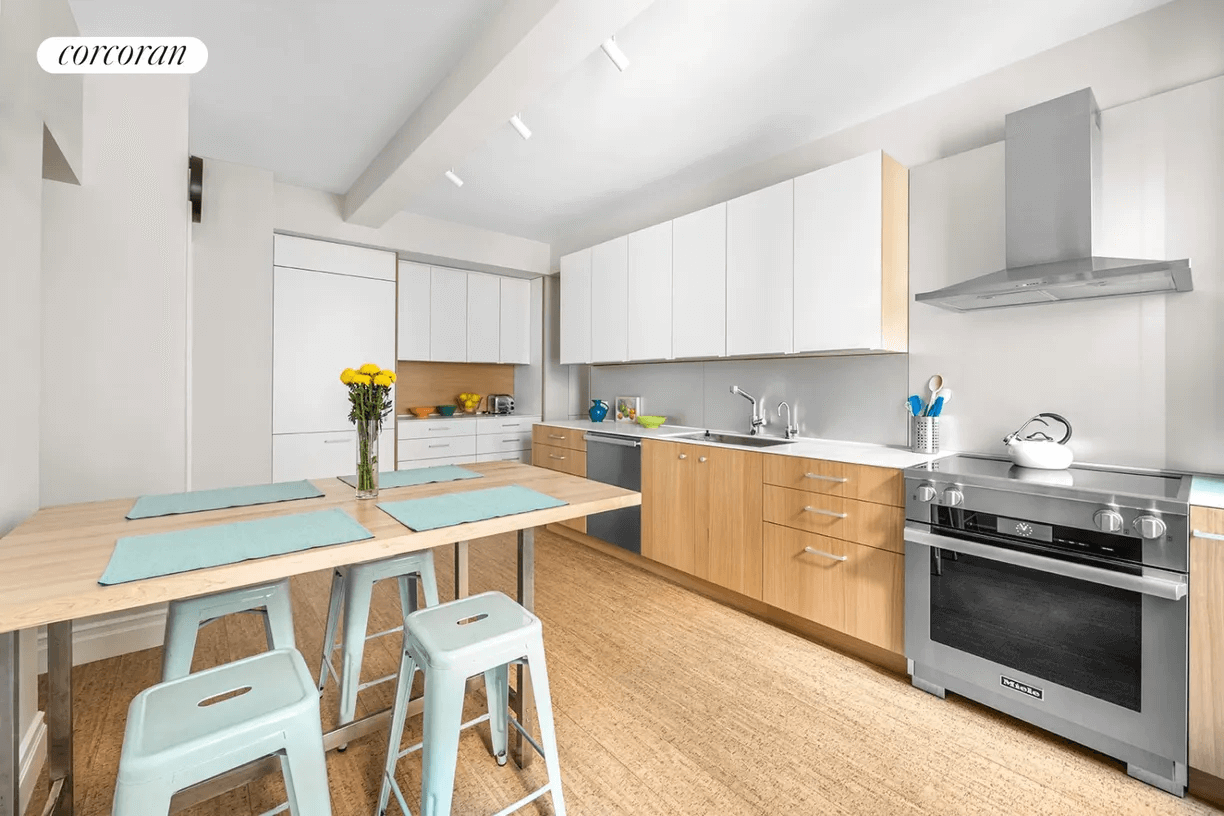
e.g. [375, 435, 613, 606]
[600, 36, 629, 72]
[509, 114, 532, 141]
[444, 169, 464, 187]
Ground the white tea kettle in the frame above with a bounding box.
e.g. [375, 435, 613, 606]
[1003, 413, 1074, 470]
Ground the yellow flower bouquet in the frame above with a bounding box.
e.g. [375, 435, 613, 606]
[340, 363, 396, 497]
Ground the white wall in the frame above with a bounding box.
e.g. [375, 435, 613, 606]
[38, 0, 82, 183]
[909, 75, 1224, 470]
[190, 158, 275, 489]
[41, 75, 190, 505]
[275, 181, 551, 277]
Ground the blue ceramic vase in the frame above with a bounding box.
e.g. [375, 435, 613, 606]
[589, 399, 610, 422]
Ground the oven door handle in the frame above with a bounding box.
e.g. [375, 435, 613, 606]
[906, 527, 1188, 602]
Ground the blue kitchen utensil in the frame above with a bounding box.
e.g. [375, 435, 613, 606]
[928, 396, 945, 417]
[908, 395, 924, 417]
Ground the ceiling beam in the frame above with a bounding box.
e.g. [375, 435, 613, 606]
[342, 0, 655, 228]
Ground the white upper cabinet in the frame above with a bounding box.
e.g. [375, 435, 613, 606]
[397, 260, 431, 361]
[466, 272, 501, 363]
[559, 248, 592, 365]
[273, 234, 395, 281]
[429, 266, 468, 362]
[590, 236, 629, 363]
[627, 221, 673, 361]
[672, 202, 727, 359]
[499, 277, 532, 365]
[726, 179, 794, 356]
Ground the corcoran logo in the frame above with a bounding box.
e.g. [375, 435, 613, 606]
[37, 37, 207, 74]
[1000, 675, 1043, 700]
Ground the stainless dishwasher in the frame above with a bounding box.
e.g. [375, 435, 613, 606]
[583, 432, 641, 554]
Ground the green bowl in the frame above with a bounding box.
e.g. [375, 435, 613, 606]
[437, 405, 457, 416]
[637, 415, 667, 429]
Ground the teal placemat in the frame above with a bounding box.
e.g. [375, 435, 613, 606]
[378, 485, 567, 532]
[100, 508, 373, 586]
[127, 480, 324, 520]
[337, 465, 483, 489]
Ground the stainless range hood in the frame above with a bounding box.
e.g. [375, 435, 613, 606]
[915, 88, 1192, 312]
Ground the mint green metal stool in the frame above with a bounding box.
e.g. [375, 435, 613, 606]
[378, 591, 565, 816]
[113, 648, 332, 816]
[317, 550, 440, 731]
[162, 578, 296, 681]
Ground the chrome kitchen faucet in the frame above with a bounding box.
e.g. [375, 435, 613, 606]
[730, 386, 766, 435]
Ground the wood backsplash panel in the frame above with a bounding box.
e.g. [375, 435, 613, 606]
[396, 361, 515, 413]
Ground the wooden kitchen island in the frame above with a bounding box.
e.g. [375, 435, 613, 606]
[0, 462, 639, 816]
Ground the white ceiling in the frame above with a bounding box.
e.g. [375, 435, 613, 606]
[69, 0, 1172, 243]
[68, 0, 506, 192]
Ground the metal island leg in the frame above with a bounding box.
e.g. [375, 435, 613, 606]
[514, 527, 536, 769]
[1, 631, 18, 816]
[47, 621, 74, 816]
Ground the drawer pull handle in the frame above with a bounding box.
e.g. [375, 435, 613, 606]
[323, 439, 348, 444]
[428, 443, 450, 449]
[804, 473, 848, 483]
[1193, 530, 1224, 542]
[549, 454, 566, 460]
[803, 546, 848, 562]
[501, 423, 521, 428]
[428, 427, 450, 431]
[698, 456, 707, 463]
[678, 454, 687, 460]
[804, 506, 848, 519]
[549, 434, 566, 439]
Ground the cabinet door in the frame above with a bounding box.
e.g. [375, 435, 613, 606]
[845, 542, 904, 653]
[696, 445, 763, 599]
[794, 152, 882, 352]
[466, 272, 501, 363]
[559, 249, 591, 364]
[397, 260, 431, 361]
[641, 440, 697, 573]
[672, 203, 726, 359]
[590, 236, 628, 363]
[272, 431, 355, 482]
[762, 524, 847, 631]
[273, 267, 396, 434]
[429, 266, 468, 362]
[627, 221, 672, 361]
[499, 277, 531, 364]
[273, 235, 395, 281]
[1191, 507, 1224, 775]
[726, 180, 794, 356]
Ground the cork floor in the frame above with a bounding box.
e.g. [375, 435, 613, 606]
[23, 528, 1224, 815]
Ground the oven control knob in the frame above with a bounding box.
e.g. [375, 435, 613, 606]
[916, 483, 937, 503]
[941, 488, 964, 507]
[1093, 509, 1124, 534]
[1133, 515, 1167, 540]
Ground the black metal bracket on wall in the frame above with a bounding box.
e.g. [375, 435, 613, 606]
[189, 155, 203, 223]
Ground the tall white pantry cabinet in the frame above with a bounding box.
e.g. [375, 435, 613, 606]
[271, 235, 396, 481]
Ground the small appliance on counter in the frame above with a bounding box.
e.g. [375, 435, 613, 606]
[488, 394, 514, 415]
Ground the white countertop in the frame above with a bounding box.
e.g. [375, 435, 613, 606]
[396, 412, 541, 422]
[536, 419, 949, 469]
[1191, 476, 1224, 510]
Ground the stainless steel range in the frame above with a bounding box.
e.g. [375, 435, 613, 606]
[904, 454, 1192, 796]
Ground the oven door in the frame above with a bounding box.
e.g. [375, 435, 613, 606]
[905, 524, 1188, 771]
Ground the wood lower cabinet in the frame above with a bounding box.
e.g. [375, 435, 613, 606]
[1191, 506, 1224, 776]
[531, 430, 587, 533]
[643, 441, 763, 599]
[763, 485, 903, 553]
[844, 541, 904, 653]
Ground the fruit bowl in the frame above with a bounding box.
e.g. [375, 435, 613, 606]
[409, 406, 435, 419]
[437, 405, 457, 417]
[457, 393, 482, 414]
[636, 415, 667, 429]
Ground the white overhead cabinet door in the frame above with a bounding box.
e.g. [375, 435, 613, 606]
[499, 277, 532, 364]
[590, 235, 629, 363]
[627, 221, 673, 361]
[429, 266, 468, 362]
[726, 180, 794, 356]
[272, 266, 396, 435]
[559, 248, 592, 364]
[466, 272, 501, 363]
[794, 151, 883, 352]
[272, 235, 395, 281]
[397, 260, 431, 361]
[671, 202, 727, 359]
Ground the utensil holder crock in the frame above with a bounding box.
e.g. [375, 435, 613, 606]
[911, 416, 939, 454]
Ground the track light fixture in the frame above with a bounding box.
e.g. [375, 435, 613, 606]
[509, 114, 532, 140]
[600, 36, 629, 72]
[444, 169, 464, 188]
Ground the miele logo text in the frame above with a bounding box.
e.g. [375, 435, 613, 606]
[38, 37, 207, 74]
[1000, 675, 1043, 700]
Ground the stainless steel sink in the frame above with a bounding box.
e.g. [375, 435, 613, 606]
[675, 431, 794, 448]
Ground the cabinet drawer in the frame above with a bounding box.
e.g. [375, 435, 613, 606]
[397, 418, 475, 441]
[763, 523, 848, 632]
[397, 454, 477, 470]
[272, 431, 355, 482]
[763, 455, 903, 507]
[531, 442, 586, 477]
[477, 450, 530, 464]
[398, 434, 477, 461]
[532, 425, 587, 452]
[476, 430, 533, 454]
[763, 485, 902, 552]
[476, 415, 541, 435]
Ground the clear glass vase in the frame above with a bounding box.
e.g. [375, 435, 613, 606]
[355, 418, 380, 499]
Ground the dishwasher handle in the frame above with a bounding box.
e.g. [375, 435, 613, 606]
[583, 433, 641, 448]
